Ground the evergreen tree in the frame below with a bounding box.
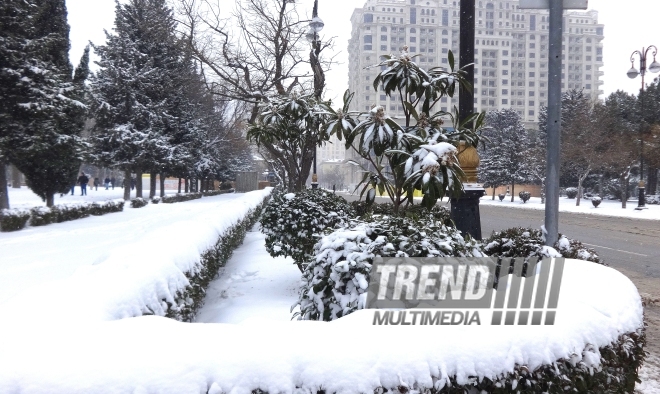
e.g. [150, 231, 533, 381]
[90, 0, 180, 200]
[479, 109, 531, 202]
[0, 0, 88, 207]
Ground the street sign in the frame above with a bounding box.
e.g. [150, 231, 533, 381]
[519, 0, 587, 9]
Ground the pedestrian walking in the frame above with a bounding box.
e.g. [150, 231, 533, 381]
[104, 177, 110, 190]
[77, 172, 89, 196]
[131, 177, 136, 190]
[110, 177, 116, 190]
[94, 178, 100, 191]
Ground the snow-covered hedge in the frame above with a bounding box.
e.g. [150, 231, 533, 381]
[350, 201, 453, 226]
[646, 194, 660, 205]
[261, 188, 355, 270]
[150, 196, 161, 204]
[565, 187, 578, 199]
[519, 190, 531, 203]
[161, 192, 202, 203]
[202, 189, 233, 197]
[294, 215, 483, 321]
[483, 227, 602, 265]
[130, 197, 149, 208]
[0, 209, 30, 232]
[165, 196, 268, 322]
[26, 200, 125, 227]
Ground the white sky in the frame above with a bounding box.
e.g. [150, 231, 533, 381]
[67, 0, 660, 102]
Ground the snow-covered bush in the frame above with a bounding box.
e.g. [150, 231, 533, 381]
[646, 194, 660, 205]
[483, 227, 602, 264]
[294, 215, 483, 321]
[351, 201, 453, 226]
[261, 188, 355, 271]
[565, 187, 578, 199]
[89, 199, 124, 215]
[29, 206, 60, 226]
[592, 196, 602, 207]
[0, 209, 30, 232]
[519, 190, 531, 203]
[130, 197, 149, 208]
[161, 192, 202, 203]
[150, 196, 161, 204]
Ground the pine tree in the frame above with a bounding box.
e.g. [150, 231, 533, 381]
[0, 0, 88, 207]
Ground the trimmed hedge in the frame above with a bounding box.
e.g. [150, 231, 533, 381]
[4, 200, 125, 230]
[150, 196, 161, 204]
[164, 196, 269, 322]
[161, 192, 202, 203]
[130, 198, 149, 208]
[0, 209, 31, 232]
[202, 189, 234, 197]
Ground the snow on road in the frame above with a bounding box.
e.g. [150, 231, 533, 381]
[480, 195, 660, 220]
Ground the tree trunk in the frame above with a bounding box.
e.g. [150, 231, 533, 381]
[540, 180, 545, 204]
[149, 172, 157, 199]
[159, 173, 165, 197]
[510, 182, 515, 202]
[648, 166, 658, 195]
[598, 174, 603, 198]
[492, 186, 496, 200]
[178, 178, 182, 193]
[11, 164, 21, 188]
[576, 169, 589, 207]
[0, 162, 9, 209]
[184, 178, 189, 193]
[46, 193, 54, 207]
[136, 171, 143, 198]
[123, 169, 131, 200]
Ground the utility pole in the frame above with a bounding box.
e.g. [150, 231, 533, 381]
[519, 0, 588, 246]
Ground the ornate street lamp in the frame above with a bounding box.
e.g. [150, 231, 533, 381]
[627, 45, 660, 209]
[306, 0, 325, 189]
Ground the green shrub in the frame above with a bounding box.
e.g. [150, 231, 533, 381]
[202, 189, 232, 197]
[0, 209, 31, 232]
[89, 200, 124, 215]
[350, 201, 453, 226]
[130, 198, 149, 208]
[260, 188, 355, 271]
[150, 196, 161, 204]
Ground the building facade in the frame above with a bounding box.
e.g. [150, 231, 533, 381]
[348, 0, 604, 127]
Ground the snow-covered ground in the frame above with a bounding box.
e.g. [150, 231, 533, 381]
[4, 185, 173, 209]
[480, 195, 660, 220]
[195, 227, 301, 324]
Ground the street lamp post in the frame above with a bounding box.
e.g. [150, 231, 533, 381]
[307, 0, 325, 189]
[627, 45, 660, 210]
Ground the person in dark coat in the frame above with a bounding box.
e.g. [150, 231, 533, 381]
[77, 173, 89, 196]
[110, 177, 116, 190]
[93, 177, 100, 191]
[130, 177, 136, 190]
[104, 177, 111, 190]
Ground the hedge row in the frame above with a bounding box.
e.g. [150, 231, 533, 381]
[161, 192, 203, 204]
[202, 189, 234, 197]
[0, 200, 125, 232]
[164, 195, 270, 322]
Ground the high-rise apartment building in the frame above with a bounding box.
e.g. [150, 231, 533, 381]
[348, 0, 604, 127]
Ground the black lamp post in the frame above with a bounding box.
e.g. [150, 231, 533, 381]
[627, 45, 660, 210]
[306, 0, 325, 189]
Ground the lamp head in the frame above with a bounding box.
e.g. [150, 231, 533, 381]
[627, 66, 640, 79]
[649, 59, 660, 74]
[305, 28, 316, 43]
[309, 16, 325, 33]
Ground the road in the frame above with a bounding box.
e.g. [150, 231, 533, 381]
[339, 192, 660, 278]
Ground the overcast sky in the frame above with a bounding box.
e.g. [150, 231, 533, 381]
[67, 0, 660, 103]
